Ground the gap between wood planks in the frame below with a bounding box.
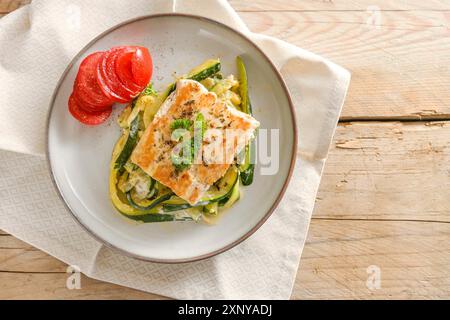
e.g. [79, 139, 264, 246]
[236, 9, 450, 13]
[339, 117, 450, 123]
[1, 5, 450, 224]
[0, 270, 64, 274]
[0, 5, 447, 232]
[2, 1, 450, 121]
[312, 217, 450, 224]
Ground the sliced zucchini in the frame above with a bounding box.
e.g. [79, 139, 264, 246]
[146, 178, 157, 199]
[240, 163, 254, 186]
[126, 168, 154, 199]
[143, 85, 172, 127]
[123, 213, 193, 223]
[117, 171, 132, 193]
[110, 168, 160, 216]
[162, 202, 193, 213]
[111, 164, 190, 222]
[123, 161, 137, 173]
[168, 59, 221, 95]
[110, 134, 161, 216]
[203, 202, 218, 215]
[200, 77, 216, 90]
[221, 179, 240, 209]
[114, 114, 140, 170]
[225, 90, 241, 107]
[131, 95, 153, 125]
[126, 191, 174, 211]
[211, 75, 239, 96]
[117, 104, 132, 128]
[186, 207, 203, 222]
[236, 56, 251, 114]
[203, 165, 239, 202]
[187, 59, 221, 82]
[236, 56, 255, 186]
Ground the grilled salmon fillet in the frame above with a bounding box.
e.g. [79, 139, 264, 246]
[131, 79, 259, 205]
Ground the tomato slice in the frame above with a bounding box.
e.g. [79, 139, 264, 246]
[68, 93, 112, 125]
[97, 47, 133, 103]
[73, 52, 114, 107]
[72, 90, 112, 113]
[116, 48, 145, 93]
[131, 47, 153, 87]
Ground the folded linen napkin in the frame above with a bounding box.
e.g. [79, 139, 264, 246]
[0, 0, 350, 299]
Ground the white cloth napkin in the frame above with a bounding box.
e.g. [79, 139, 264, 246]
[0, 0, 350, 299]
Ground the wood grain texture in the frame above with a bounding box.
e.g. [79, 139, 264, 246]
[317, 121, 450, 222]
[0, 273, 167, 299]
[240, 10, 450, 120]
[0, 236, 166, 299]
[294, 219, 450, 299]
[0, 0, 28, 13]
[2, 0, 449, 119]
[229, 0, 450, 11]
[1, 219, 449, 299]
[8, 0, 448, 13]
[233, 0, 450, 120]
[1, 0, 450, 300]
[0, 122, 448, 299]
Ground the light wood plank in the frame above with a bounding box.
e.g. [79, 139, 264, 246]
[0, 239, 66, 273]
[1, 0, 449, 301]
[0, 272, 167, 299]
[2, 0, 450, 14]
[316, 121, 450, 221]
[2, 219, 449, 299]
[294, 219, 450, 299]
[0, 235, 165, 299]
[0, 0, 29, 13]
[2, 119, 450, 298]
[240, 10, 450, 120]
[2, 1, 450, 120]
[230, 0, 450, 11]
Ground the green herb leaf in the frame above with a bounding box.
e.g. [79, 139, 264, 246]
[143, 83, 157, 96]
[171, 119, 193, 131]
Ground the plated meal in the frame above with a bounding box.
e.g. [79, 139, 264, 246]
[69, 45, 260, 224]
[48, 14, 296, 262]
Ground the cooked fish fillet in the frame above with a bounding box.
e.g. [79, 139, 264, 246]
[131, 79, 259, 205]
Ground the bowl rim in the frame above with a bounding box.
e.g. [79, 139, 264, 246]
[46, 13, 298, 264]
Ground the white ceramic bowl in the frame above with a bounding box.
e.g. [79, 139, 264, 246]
[47, 14, 297, 263]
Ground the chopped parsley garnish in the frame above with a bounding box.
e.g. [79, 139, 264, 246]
[170, 118, 193, 131]
[143, 82, 157, 96]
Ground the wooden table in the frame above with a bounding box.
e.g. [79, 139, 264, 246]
[1, 0, 449, 299]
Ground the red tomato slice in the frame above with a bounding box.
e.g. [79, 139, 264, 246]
[116, 48, 145, 94]
[73, 52, 114, 107]
[131, 47, 153, 87]
[72, 90, 112, 113]
[68, 93, 112, 125]
[97, 47, 133, 103]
